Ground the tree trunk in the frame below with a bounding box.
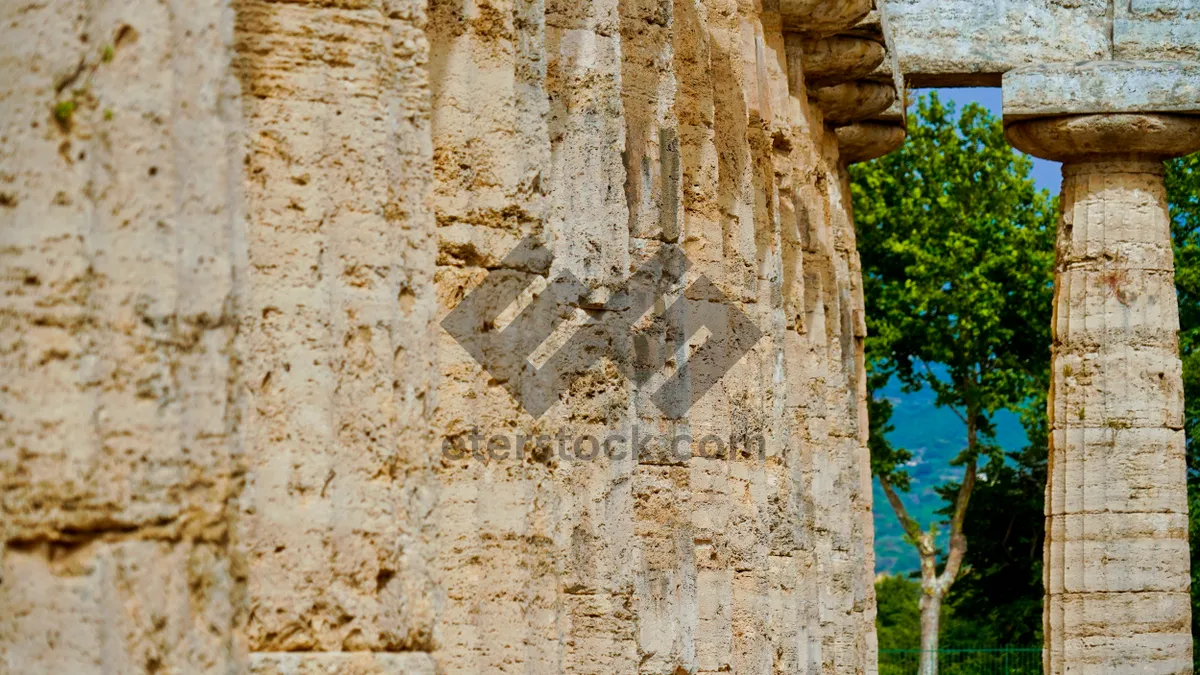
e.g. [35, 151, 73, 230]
[878, 455, 974, 675]
[918, 578, 942, 675]
[917, 537, 944, 675]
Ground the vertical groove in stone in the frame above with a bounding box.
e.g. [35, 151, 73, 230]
[671, 0, 736, 671]
[707, 2, 768, 672]
[824, 148, 863, 673]
[1046, 159, 1192, 674]
[765, 120, 801, 675]
[427, 0, 571, 668]
[617, 0, 701, 667]
[0, 0, 244, 671]
[542, 0, 640, 671]
[234, 0, 437, 659]
[839, 162, 878, 674]
[752, 11, 807, 675]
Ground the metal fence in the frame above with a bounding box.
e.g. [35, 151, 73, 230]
[878, 647, 1041, 674]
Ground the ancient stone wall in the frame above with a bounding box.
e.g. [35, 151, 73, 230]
[1, 0, 881, 672]
[0, 1, 245, 671]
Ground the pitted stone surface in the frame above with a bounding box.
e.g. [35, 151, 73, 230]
[1117, 0, 1200, 61]
[1, 0, 895, 672]
[0, 0, 244, 670]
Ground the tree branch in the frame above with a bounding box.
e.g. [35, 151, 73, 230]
[939, 455, 977, 588]
[921, 360, 967, 424]
[879, 475, 923, 545]
[949, 455, 976, 541]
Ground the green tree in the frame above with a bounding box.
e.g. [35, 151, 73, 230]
[851, 93, 1057, 673]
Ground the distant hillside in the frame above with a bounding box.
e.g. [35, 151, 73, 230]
[872, 373, 1028, 574]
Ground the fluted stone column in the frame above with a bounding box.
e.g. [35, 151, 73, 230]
[1, 1, 246, 671]
[1007, 113, 1200, 674]
[782, 5, 905, 671]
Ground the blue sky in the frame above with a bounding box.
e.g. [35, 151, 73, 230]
[924, 87, 1062, 194]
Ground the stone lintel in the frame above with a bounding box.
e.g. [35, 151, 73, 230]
[907, 72, 1003, 89]
[883, 0, 1200, 83]
[881, 0, 1110, 85]
[1003, 61, 1200, 122]
[1116, 0, 1200, 61]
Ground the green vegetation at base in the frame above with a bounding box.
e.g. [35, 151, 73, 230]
[877, 576, 1041, 673]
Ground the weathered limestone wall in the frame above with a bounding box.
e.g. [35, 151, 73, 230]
[0, 0, 244, 671]
[426, 0, 880, 670]
[1, 0, 881, 672]
[231, 0, 439, 671]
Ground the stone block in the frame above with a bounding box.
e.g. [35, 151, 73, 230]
[1048, 428, 1188, 516]
[882, 0, 1109, 86]
[1004, 61, 1200, 120]
[1117, 0, 1200, 61]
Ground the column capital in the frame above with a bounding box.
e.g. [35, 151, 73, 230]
[1002, 59, 1200, 162]
[781, 0, 873, 36]
[836, 122, 906, 165]
[780, 2, 908, 162]
[809, 81, 896, 126]
[790, 34, 885, 88]
[1005, 113, 1200, 163]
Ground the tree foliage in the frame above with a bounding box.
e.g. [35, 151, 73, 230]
[875, 574, 995, 649]
[851, 90, 1056, 533]
[853, 93, 1057, 478]
[933, 395, 1047, 645]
